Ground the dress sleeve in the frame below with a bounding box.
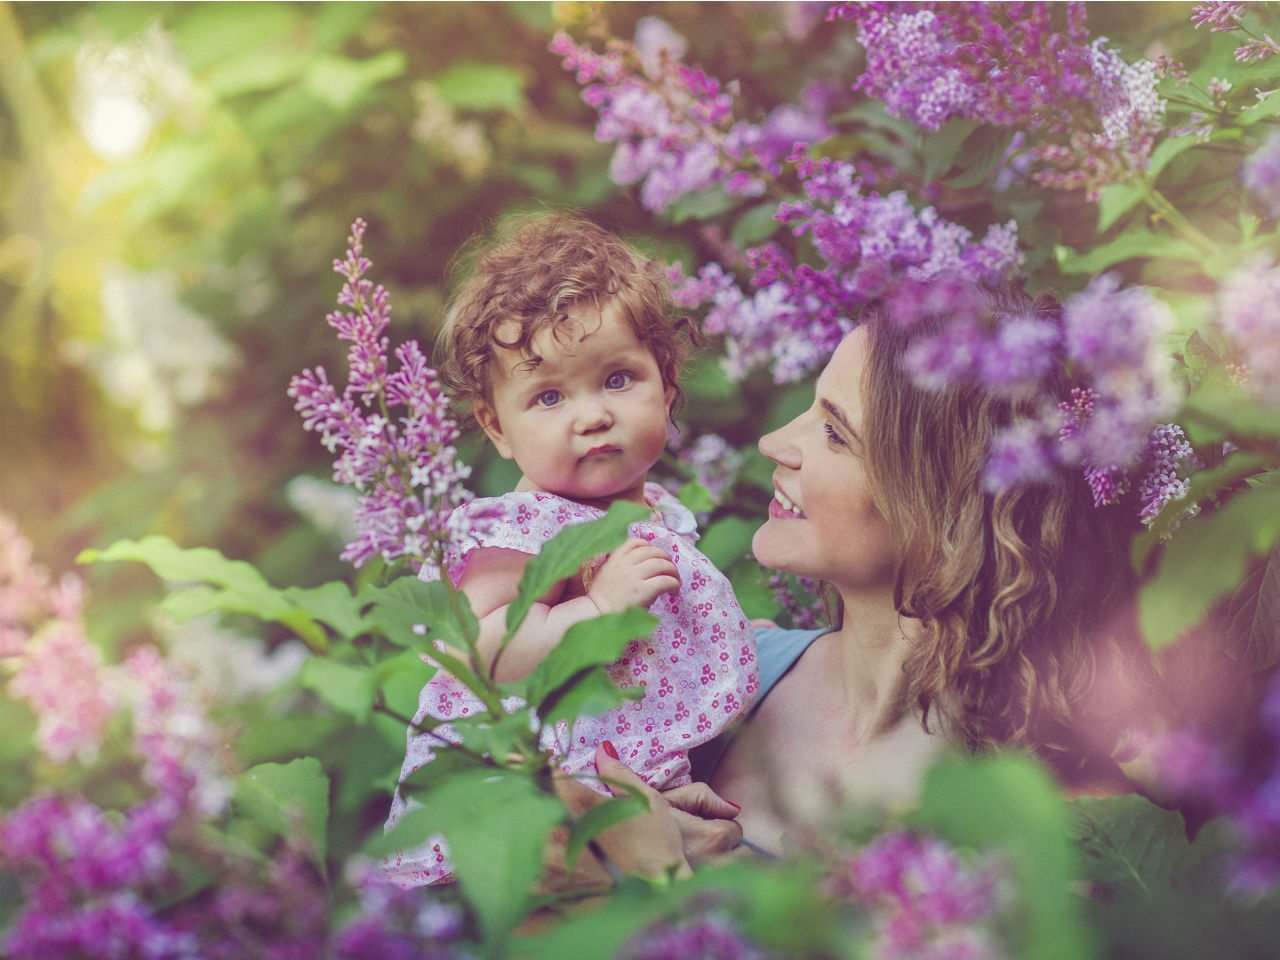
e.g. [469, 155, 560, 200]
[420, 493, 592, 588]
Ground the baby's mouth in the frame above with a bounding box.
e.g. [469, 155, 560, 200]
[581, 444, 621, 459]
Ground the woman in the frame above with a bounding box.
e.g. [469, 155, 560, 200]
[561, 282, 1151, 874]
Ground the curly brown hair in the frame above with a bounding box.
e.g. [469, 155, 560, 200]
[437, 213, 695, 411]
[858, 284, 1152, 778]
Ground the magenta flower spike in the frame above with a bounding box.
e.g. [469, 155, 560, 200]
[289, 220, 483, 575]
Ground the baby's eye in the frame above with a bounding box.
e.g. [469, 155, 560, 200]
[534, 389, 562, 408]
[604, 371, 633, 390]
[823, 422, 847, 447]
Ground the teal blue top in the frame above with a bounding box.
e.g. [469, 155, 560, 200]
[688, 626, 829, 784]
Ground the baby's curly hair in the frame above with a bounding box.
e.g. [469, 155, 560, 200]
[438, 214, 695, 412]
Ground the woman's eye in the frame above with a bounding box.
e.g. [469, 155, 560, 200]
[534, 390, 562, 408]
[604, 371, 632, 390]
[823, 422, 847, 447]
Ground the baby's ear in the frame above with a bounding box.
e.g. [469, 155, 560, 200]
[474, 400, 514, 459]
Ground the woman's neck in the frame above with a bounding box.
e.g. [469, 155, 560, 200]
[827, 587, 921, 738]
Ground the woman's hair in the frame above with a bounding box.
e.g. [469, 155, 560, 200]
[858, 283, 1151, 777]
[438, 213, 695, 410]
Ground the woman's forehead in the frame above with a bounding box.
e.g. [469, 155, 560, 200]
[818, 328, 869, 399]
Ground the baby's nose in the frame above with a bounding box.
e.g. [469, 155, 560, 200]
[574, 397, 613, 433]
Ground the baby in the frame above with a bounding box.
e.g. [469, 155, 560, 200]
[384, 215, 758, 887]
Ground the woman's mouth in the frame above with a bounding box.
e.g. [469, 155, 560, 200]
[769, 488, 805, 519]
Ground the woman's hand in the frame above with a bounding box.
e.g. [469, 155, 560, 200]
[554, 743, 744, 881]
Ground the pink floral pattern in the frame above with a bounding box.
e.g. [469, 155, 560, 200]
[383, 483, 758, 887]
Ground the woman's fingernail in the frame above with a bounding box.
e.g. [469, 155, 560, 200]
[602, 740, 619, 760]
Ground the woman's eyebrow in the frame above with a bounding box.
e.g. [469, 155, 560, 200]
[821, 398, 857, 437]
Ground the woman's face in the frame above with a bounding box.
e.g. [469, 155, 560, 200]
[752, 327, 899, 592]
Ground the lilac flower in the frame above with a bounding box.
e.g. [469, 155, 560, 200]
[673, 432, 747, 509]
[834, 3, 1165, 199]
[1243, 132, 1280, 218]
[984, 421, 1057, 494]
[0, 512, 114, 765]
[828, 831, 1010, 960]
[1192, 3, 1247, 31]
[1136, 424, 1200, 526]
[550, 18, 830, 215]
[764, 572, 827, 630]
[617, 913, 773, 960]
[331, 861, 466, 960]
[1215, 254, 1280, 407]
[289, 220, 483, 575]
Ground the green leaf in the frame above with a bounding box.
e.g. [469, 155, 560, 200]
[393, 768, 563, 949]
[503, 501, 647, 646]
[1183, 379, 1280, 443]
[203, 50, 309, 99]
[1237, 87, 1280, 125]
[542, 668, 644, 731]
[360, 577, 478, 651]
[1149, 135, 1201, 181]
[235, 758, 330, 870]
[1069, 794, 1191, 898]
[676, 480, 713, 516]
[77, 536, 327, 652]
[303, 51, 406, 111]
[521, 608, 658, 706]
[730, 202, 783, 248]
[1139, 480, 1280, 649]
[916, 754, 1091, 960]
[923, 118, 980, 182]
[284, 582, 369, 640]
[1055, 231, 1201, 273]
[942, 126, 1015, 190]
[1096, 181, 1147, 232]
[299, 657, 375, 723]
[564, 791, 650, 876]
[435, 61, 526, 113]
[666, 184, 738, 223]
[696, 515, 757, 570]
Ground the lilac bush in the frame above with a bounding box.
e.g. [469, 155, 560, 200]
[288, 219, 486, 575]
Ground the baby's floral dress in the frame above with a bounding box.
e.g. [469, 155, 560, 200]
[383, 482, 758, 887]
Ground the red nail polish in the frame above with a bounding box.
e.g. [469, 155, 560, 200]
[726, 800, 741, 810]
[602, 740, 619, 760]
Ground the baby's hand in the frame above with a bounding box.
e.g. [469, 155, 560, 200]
[587, 537, 680, 615]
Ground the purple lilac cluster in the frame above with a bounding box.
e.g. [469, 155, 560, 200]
[1243, 130, 1280, 218]
[889, 275, 1192, 525]
[617, 912, 772, 960]
[1148, 671, 1280, 898]
[1, 794, 196, 960]
[764, 572, 827, 631]
[832, 2, 1166, 199]
[670, 152, 1022, 384]
[330, 861, 468, 960]
[0, 512, 114, 765]
[549, 17, 830, 214]
[1192, 2, 1280, 62]
[289, 220, 485, 575]
[1216, 255, 1280, 408]
[672, 431, 747, 510]
[827, 830, 1010, 960]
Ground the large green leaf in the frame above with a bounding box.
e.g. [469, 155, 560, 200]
[302, 51, 406, 111]
[1055, 231, 1201, 273]
[77, 536, 327, 652]
[916, 754, 1092, 960]
[520, 607, 657, 706]
[924, 117, 980, 182]
[503, 501, 647, 646]
[1139, 480, 1280, 649]
[541, 668, 645, 731]
[1069, 794, 1191, 898]
[359, 576, 478, 651]
[299, 657, 375, 724]
[284, 581, 369, 640]
[435, 61, 527, 113]
[234, 758, 330, 870]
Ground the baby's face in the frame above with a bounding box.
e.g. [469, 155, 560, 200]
[475, 300, 674, 506]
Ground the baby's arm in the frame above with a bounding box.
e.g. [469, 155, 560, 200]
[456, 539, 679, 683]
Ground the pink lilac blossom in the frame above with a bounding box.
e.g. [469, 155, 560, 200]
[332, 862, 466, 960]
[1214, 254, 1280, 407]
[289, 220, 485, 575]
[765, 572, 827, 630]
[0, 513, 114, 765]
[673, 432, 747, 509]
[550, 19, 829, 214]
[1243, 131, 1280, 218]
[617, 913, 773, 960]
[833, 2, 1166, 199]
[827, 831, 1010, 960]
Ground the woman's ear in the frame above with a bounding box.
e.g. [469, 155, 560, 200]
[474, 400, 514, 459]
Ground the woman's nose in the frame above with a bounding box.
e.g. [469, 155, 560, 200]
[758, 416, 801, 467]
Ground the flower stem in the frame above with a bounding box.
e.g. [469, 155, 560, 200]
[1142, 182, 1220, 256]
